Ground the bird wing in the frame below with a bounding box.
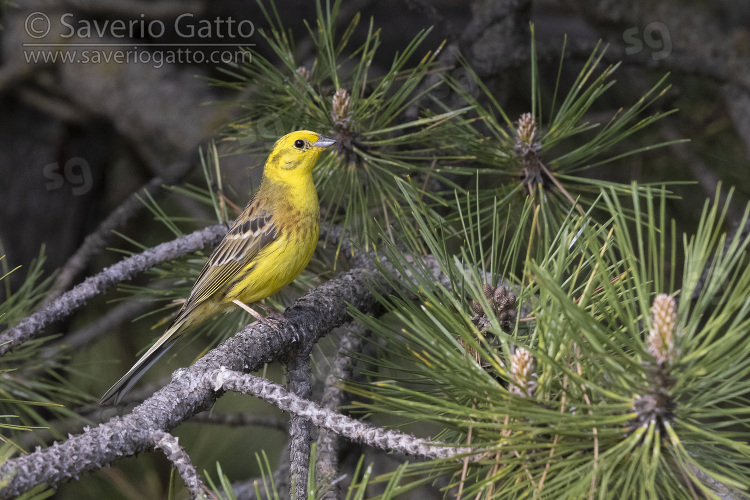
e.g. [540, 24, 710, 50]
[100, 201, 277, 405]
[179, 201, 279, 317]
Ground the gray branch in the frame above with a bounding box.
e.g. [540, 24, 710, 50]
[0, 224, 228, 355]
[0, 218, 455, 498]
[0, 259, 385, 498]
[213, 368, 467, 461]
[286, 353, 313, 500]
[317, 325, 367, 500]
[152, 430, 207, 500]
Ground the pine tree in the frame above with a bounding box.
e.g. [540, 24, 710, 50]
[1, 1, 749, 499]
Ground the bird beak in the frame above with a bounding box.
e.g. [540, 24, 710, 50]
[314, 136, 336, 148]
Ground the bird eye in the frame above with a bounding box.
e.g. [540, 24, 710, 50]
[294, 139, 305, 149]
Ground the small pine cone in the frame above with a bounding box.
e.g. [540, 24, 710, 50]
[515, 113, 541, 156]
[475, 316, 492, 332]
[509, 348, 535, 397]
[471, 283, 518, 332]
[648, 294, 677, 365]
[497, 291, 516, 311]
[331, 88, 351, 127]
[517, 113, 536, 143]
[296, 66, 311, 81]
[495, 286, 517, 331]
[472, 300, 484, 315]
[498, 309, 517, 332]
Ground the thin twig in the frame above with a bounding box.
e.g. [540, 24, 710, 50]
[0, 224, 228, 355]
[214, 368, 470, 461]
[152, 430, 208, 500]
[0, 222, 460, 498]
[0, 251, 436, 498]
[44, 160, 194, 303]
[18, 88, 91, 124]
[537, 161, 584, 216]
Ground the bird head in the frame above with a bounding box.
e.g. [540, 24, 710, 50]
[263, 130, 336, 183]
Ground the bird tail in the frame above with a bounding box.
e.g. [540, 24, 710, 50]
[100, 316, 188, 405]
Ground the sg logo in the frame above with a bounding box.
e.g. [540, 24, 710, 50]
[44, 157, 93, 195]
[623, 22, 672, 61]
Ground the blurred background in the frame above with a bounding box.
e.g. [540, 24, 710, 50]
[1, 0, 749, 497]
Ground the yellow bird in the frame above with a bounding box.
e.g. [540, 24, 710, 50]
[101, 130, 335, 404]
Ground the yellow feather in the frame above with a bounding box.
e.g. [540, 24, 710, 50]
[100, 130, 334, 404]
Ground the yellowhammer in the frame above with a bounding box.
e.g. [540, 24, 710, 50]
[101, 130, 335, 404]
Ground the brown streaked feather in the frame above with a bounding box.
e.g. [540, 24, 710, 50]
[175, 199, 278, 320]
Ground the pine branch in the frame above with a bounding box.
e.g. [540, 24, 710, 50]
[214, 368, 468, 460]
[0, 234, 459, 497]
[0, 224, 228, 355]
[14, 379, 170, 451]
[316, 325, 367, 500]
[152, 430, 207, 500]
[0, 260, 384, 498]
[286, 353, 312, 500]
